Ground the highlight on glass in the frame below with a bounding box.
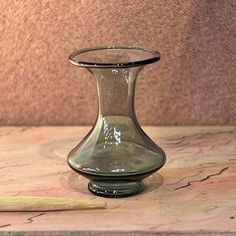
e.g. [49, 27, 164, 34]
[67, 46, 166, 198]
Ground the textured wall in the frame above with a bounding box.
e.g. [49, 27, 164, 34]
[1, 0, 236, 125]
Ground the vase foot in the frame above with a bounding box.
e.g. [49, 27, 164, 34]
[88, 180, 144, 198]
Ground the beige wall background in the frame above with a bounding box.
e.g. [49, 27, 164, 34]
[1, 0, 236, 125]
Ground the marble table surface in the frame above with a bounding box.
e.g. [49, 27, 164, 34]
[0, 126, 235, 236]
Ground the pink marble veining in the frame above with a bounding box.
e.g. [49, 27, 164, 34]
[0, 126, 235, 235]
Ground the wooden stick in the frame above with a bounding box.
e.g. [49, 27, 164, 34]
[0, 197, 106, 211]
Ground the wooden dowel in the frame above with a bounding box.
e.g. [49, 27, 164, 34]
[0, 197, 106, 211]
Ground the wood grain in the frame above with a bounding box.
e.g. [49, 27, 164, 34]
[0, 126, 235, 235]
[0, 197, 106, 211]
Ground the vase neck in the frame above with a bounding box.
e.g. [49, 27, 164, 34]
[89, 67, 142, 118]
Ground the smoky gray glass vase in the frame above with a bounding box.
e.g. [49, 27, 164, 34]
[67, 46, 166, 198]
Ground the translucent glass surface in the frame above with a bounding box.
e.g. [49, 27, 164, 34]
[68, 46, 166, 198]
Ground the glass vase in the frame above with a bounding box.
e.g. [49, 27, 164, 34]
[68, 46, 166, 198]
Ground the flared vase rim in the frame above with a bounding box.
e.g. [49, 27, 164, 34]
[69, 45, 160, 68]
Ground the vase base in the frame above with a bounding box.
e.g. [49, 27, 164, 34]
[88, 180, 144, 198]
